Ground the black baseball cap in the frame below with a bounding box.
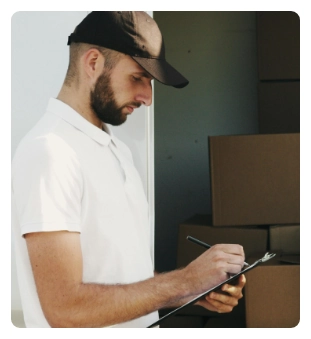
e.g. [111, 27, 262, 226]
[67, 11, 189, 88]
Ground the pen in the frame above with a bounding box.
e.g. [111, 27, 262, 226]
[187, 235, 249, 266]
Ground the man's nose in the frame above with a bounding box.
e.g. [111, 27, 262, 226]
[134, 82, 153, 106]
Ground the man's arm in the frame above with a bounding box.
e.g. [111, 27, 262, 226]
[25, 231, 245, 328]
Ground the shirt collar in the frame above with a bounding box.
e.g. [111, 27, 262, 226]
[46, 97, 114, 146]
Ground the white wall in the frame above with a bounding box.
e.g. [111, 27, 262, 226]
[11, 11, 154, 315]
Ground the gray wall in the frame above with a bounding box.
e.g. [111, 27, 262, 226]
[154, 12, 259, 272]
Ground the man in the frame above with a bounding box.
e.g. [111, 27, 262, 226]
[12, 11, 246, 328]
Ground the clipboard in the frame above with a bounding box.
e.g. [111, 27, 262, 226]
[147, 252, 276, 328]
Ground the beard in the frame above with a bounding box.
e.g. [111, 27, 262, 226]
[90, 69, 140, 126]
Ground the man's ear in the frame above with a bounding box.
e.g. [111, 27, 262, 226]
[82, 48, 105, 82]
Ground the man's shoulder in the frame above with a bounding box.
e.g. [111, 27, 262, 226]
[13, 112, 77, 166]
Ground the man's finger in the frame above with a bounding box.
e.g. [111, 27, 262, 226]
[221, 274, 246, 297]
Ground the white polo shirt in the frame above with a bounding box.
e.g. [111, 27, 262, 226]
[11, 98, 159, 328]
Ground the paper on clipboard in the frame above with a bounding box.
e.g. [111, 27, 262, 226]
[147, 252, 276, 328]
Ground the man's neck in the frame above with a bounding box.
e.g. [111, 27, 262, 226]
[57, 85, 103, 129]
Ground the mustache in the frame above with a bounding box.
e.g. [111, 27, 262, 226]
[124, 102, 141, 109]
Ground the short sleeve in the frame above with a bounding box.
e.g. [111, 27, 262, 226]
[12, 133, 83, 236]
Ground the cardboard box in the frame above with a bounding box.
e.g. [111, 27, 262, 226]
[209, 134, 300, 226]
[269, 224, 300, 254]
[257, 12, 300, 80]
[177, 215, 268, 268]
[258, 82, 300, 134]
[244, 254, 300, 328]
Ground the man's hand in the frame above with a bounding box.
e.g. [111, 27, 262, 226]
[184, 244, 245, 295]
[196, 274, 246, 313]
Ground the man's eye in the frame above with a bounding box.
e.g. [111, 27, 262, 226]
[132, 76, 141, 82]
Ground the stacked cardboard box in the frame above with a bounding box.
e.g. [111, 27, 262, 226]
[176, 133, 300, 328]
[243, 224, 300, 328]
[208, 133, 299, 226]
[269, 224, 300, 254]
[244, 253, 300, 328]
[256, 12, 300, 134]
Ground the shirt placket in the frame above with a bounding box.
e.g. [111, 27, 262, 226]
[108, 142, 138, 202]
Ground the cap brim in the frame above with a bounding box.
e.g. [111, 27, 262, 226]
[132, 56, 189, 89]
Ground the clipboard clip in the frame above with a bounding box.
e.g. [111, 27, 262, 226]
[261, 252, 276, 262]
